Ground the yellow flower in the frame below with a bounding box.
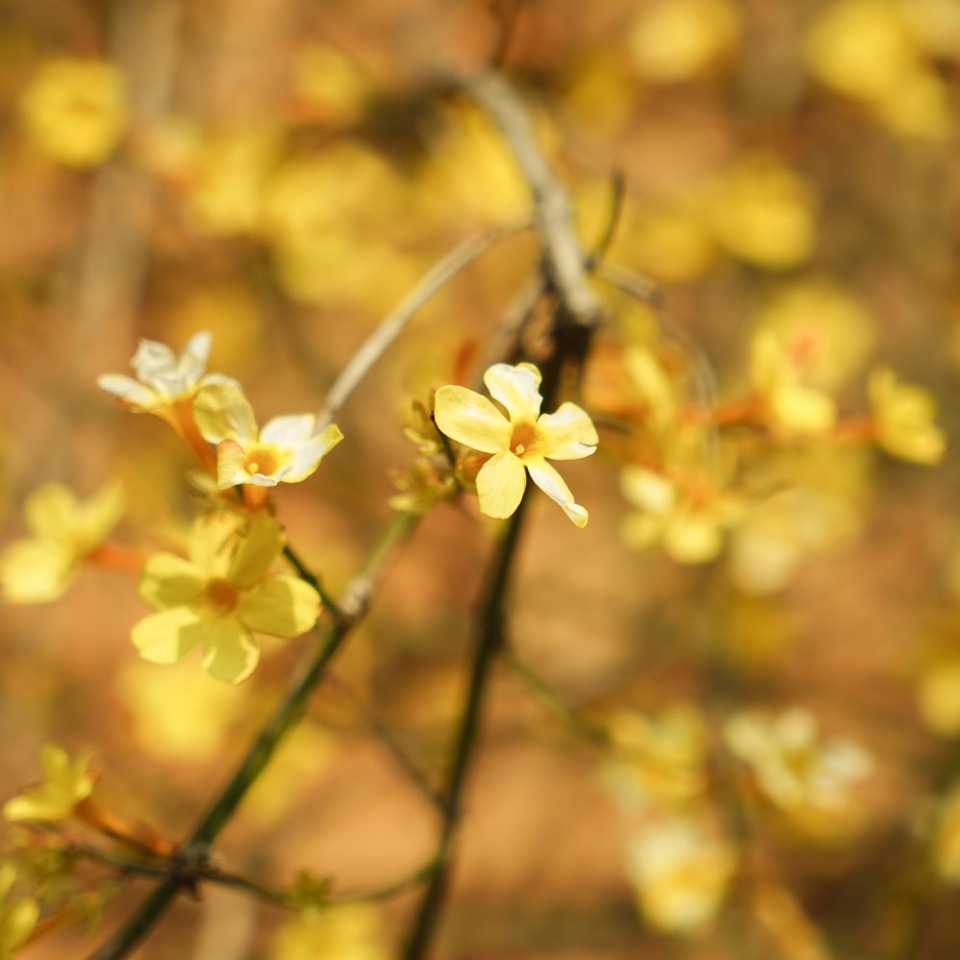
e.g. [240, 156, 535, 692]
[19, 58, 126, 167]
[97, 331, 236, 415]
[0, 482, 125, 603]
[625, 811, 736, 935]
[724, 709, 872, 815]
[434, 363, 598, 527]
[932, 781, 960, 883]
[620, 467, 740, 564]
[868, 367, 945, 464]
[132, 513, 321, 683]
[3, 743, 95, 823]
[751, 330, 837, 436]
[0, 863, 38, 958]
[193, 384, 343, 489]
[272, 904, 387, 960]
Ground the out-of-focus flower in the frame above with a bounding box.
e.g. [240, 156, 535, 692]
[620, 466, 741, 563]
[752, 883, 831, 960]
[132, 513, 321, 683]
[804, 0, 953, 141]
[625, 811, 736, 935]
[602, 704, 708, 808]
[193, 383, 343, 490]
[868, 367, 945, 464]
[754, 281, 875, 390]
[98, 331, 235, 415]
[0, 863, 39, 958]
[628, 0, 739, 83]
[750, 330, 837, 436]
[117, 660, 248, 761]
[918, 660, 960, 735]
[434, 363, 598, 527]
[0, 482, 125, 603]
[271, 903, 387, 960]
[622, 205, 715, 282]
[706, 156, 816, 269]
[724, 709, 872, 816]
[19, 58, 127, 167]
[3, 744, 95, 823]
[292, 45, 371, 126]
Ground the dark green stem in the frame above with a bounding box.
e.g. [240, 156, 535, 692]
[401, 495, 529, 960]
[87, 513, 417, 960]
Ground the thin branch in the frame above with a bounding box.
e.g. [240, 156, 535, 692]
[466, 72, 603, 330]
[401, 494, 530, 960]
[592, 260, 662, 309]
[281, 543, 342, 619]
[86, 513, 418, 960]
[317, 220, 531, 430]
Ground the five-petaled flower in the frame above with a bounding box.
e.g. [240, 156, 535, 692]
[0, 482, 125, 603]
[434, 363, 598, 527]
[3, 743, 95, 823]
[193, 383, 344, 493]
[132, 513, 321, 683]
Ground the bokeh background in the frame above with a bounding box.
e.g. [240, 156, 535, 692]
[1, 0, 959, 957]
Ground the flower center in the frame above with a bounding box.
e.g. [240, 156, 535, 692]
[243, 444, 281, 478]
[206, 578, 239, 615]
[509, 421, 538, 459]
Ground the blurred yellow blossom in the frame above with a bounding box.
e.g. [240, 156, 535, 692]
[132, 513, 321, 684]
[624, 810, 736, 935]
[627, 0, 739, 83]
[0, 863, 38, 958]
[804, 0, 952, 140]
[752, 883, 830, 960]
[706, 156, 816, 269]
[902, 0, 960, 59]
[20, 58, 127, 167]
[0, 482, 125, 603]
[751, 330, 837, 436]
[620, 466, 741, 564]
[292, 45, 371, 125]
[194, 383, 343, 491]
[272, 904, 387, 960]
[117, 660, 248, 761]
[623, 205, 715, 282]
[3, 744, 95, 823]
[755, 280, 875, 390]
[602, 704, 708, 808]
[724, 709, 872, 818]
[435, 363, 598, 527]
[918, 660, 960, 735]
[868, 367, 945, 465]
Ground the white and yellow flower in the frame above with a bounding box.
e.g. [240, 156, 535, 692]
[132, 513, 321, 684]
[193, 383, 343, 490]
[434, 363, 598, 527]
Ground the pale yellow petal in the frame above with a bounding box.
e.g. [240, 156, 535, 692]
[475, 450, 527, 519]
[526, 458, 589, 527]
[434, 385, 511, 454]
[0, 539, 75, 603]
[138, 553, 205, 609]
[24, 484, 78, 540]
[483, 362, 544, 420]
[283, 422, 344, 482]
[228, 515, 285, 587]
[238, 576, 321, 637]
[78, 480, 126, 545]
[536, 402, 599, 460]
[131, 606, 204, 664]
[194, 382, 259, 444]
[200, 618, 260, 684]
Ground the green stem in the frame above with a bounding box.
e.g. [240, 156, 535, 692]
[86, 513, 417, 960]
[401, 495, 530, 960]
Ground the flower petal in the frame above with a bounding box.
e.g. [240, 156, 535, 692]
[131, 606, 204, 664]
[96, 373, 159, 409]
[131, 338, 178, 387]
[77, 481, 126, 547]
[284, 424, 344, 482]
[179, 331, 212, 385]
[193, 383, 259, 444]
[228, 515, 285, 586]
[536, 402, 599, 460]
[238, 576, 321, 637]
[0, 539, 75, 603]
[260, 413, 316, 446]
[526, 458, 589, 527]
[138, 553, 205, 609]
[24, 484, 78, 540]
[484, 363, 543, 420]
[434, 386, 511, 454]
[475, 450, 526, 519]
[200, 619, 260, 684]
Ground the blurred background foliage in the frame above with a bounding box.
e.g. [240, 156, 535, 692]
[0, 0, 959, 957]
